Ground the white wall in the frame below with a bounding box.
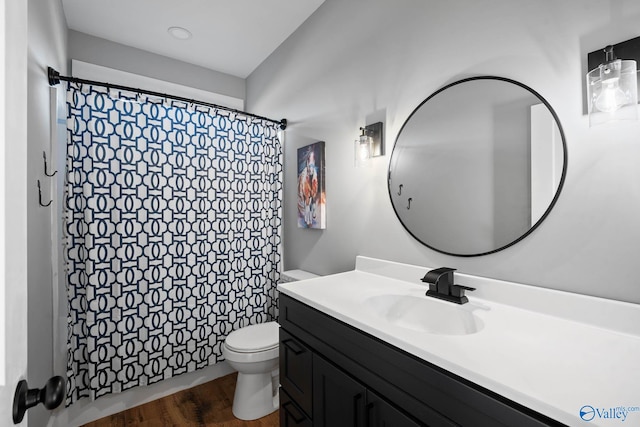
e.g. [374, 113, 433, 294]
[0, 0, 29, 425]
[68, 30, 246, 101]
[27, 0, 68, 425]
[247, 0, 640, 304]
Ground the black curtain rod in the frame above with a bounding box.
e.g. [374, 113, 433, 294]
[47, 67, 287, 130]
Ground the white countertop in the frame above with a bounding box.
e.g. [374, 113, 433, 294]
[278, 257, 640, 426]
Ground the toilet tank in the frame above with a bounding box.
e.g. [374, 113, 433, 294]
[274, 270, 319, 320]
[279, 269, 319, 283]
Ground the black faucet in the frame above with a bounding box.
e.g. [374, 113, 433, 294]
[421, 267, 475, 304]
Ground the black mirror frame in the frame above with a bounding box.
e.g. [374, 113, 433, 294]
[387, 76, 568, 257]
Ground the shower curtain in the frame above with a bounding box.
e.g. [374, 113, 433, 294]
[64, 84, 282, 404]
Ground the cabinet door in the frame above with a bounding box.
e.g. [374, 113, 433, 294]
[313, 355, 367, 427]
[366, 390, 423, 427]
[281, 389, 313, 427]
[281, 329, 314, 417]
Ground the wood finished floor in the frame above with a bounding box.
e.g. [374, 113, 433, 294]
[82, 373, 279, 427]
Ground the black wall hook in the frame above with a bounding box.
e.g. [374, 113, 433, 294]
[13, 376, 65, 424]
[43, 151, 57, 177]
[398, 184, 403, 196]
[407, 197, 412, 210]
[37, 180, 52, 207]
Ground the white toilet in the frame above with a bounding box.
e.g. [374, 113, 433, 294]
[222, 321, 280, 420]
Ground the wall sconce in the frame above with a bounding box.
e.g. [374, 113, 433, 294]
[354, 122, 384, 167]
[587, 36, 640, 127]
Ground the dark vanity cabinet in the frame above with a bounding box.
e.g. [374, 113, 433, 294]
[280, 328, 313, 426]
[281, 328, 418, 427]
[279, 294, 566, 427]
[313, 355, 420, 427]
[313, 354, 368, 427]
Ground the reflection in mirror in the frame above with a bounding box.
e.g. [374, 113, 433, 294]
[388, 77, 566, 256]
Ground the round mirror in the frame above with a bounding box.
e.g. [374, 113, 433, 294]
[388, 76, 567, 256]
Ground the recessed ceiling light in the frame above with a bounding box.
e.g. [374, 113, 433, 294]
[167, 26, 192, 40]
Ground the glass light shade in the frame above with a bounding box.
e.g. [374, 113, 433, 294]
[354, 134, 372, 167]
[587, 59, 638, 127]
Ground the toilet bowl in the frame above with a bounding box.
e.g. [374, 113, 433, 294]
[222, 321, 279, 420]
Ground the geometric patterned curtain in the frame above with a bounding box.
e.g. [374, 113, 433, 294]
[63, 84, 282, 404]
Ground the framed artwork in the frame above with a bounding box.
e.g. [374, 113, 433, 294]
[297, 141, 326, 229]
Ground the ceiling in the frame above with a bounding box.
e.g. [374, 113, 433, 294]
[61, 0, 325, 79]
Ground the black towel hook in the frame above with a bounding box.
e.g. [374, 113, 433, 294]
[398, 184, 403, 196]
[37, 180, 52, 207]
[407, 197, 412, 210]
[43, 151, 57, 177]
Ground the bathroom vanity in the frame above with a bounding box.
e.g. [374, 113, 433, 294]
[277, 257, 640, 426]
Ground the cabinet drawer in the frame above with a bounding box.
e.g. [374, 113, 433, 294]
[280, 329, 313, 417]
[367, 390, 423, 427]
[281, 389, 312, 427]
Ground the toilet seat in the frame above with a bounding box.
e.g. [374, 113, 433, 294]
[223, 344, 279, 364]
[225, 322, 279, 353]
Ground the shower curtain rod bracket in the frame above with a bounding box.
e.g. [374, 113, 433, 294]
[46, 66, 287, 130]
[48, 67, 60, 86]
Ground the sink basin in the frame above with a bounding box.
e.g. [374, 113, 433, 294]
[364, 294, 484, 335]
